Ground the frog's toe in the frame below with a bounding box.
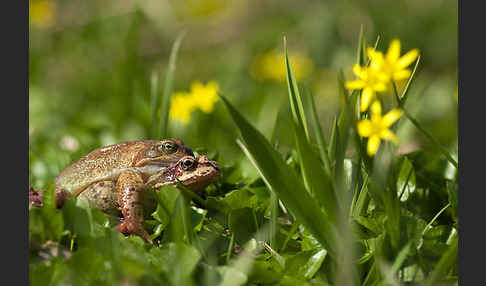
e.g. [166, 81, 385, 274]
[116, 219, 153, 244]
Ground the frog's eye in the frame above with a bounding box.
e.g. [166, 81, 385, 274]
[159, 141, 178, 154]
[180, 157, 196, 171]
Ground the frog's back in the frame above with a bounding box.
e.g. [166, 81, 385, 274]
[55, 141, 155, 196]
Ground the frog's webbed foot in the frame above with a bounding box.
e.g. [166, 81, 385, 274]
[116, 170, 153, 244]
[115, 219, 153, 244]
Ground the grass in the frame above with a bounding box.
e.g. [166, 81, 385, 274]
[29, 3, 457, 285]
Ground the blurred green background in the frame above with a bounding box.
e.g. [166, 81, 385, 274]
[29, 0, 457, 188]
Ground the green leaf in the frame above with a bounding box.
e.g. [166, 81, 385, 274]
[220, 95, 337, 257]
[62, 199, 95, 239]
[446, 181, 458, 222]
[222, 188, 256, 210]
[247, 260, 283, 285]
[423, 231, 457, 286]
[303, 249, 327, 279]
[218, 266, 248, 286]
[150, 242, 202, 285]
[397, 157, 416, 202]
[29, 204, 64, 243]
[228, 207, 258, 245]
[152, 185, 180, 225]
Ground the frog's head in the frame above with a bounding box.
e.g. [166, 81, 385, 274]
[147, 155, 220, 192]
[134, 138, 194, 167]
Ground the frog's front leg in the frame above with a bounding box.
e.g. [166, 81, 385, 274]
[115, 170, 153, 244]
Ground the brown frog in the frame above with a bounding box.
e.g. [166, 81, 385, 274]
[78, 155, 220, 243]
[53, 138, 194, 241]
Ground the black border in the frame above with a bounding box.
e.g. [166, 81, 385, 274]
[1, 0, 29, 284]
[459, 1, 481, 285]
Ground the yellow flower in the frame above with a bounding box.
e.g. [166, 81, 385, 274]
[169, 92, 196, 124]
[345, 64, 389, 112]
[357, 101, 403, 156]
[250, 50, 314, 82]
[346, 39, 419, 112]
[30, 0, 56, 29]
[367, 39, 419, 81]
[169, 80, 220, 124]
[189, 81, 220, 113]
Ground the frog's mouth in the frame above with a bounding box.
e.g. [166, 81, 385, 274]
[200, 160, 220, 172]
[135, 157, 184, 169]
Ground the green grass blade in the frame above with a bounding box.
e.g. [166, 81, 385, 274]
[150, 71, 160, 138]
[327, 116, 339, 167]
[337, 70, 371, 170]
[356, 24, 366, 66]
[158, 31, 186, 139]
[292, 119, 337, 223]
[304, 87, 332, 176]
[220, 95, 337, 256]
[399, 55, 421, 106]
[270, 191, 278, 249]
[284, 36, 310, 141]
[350, 172, 369, 217]
[390, 242, 411, 275]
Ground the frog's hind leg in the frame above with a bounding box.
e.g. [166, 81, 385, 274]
[115, 170, 153, 244]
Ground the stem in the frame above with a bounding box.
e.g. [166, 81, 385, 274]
[392, 81, 458, 169]
[422, 203, 451, 236]
[226, 233, 235, 264]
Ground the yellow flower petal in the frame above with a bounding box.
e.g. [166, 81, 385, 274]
[352, 64, 366, 79]
[393, 69, 412, 81]
[367, 48, 381, 61]
[190, 81, 204, 92]
[345, 80, 366, 90]
[370, 100, 382, 119]
[386, 39, 401, 63]
[357, 120, 373, 137]
[367, 135, 381, 156]
[382, 109, 403, 127]
[189, 81, 220, 113]
[396, 49, 419, 70]
[169, 93, 196, 124]
[360, 87, 375, 112]
[373, 81, 388, 92]
[379, 129, 399, 143]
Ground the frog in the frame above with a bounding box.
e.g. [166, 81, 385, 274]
[77, 155, 220, 243]
[52, 138, 195, 241]
[145, 154, 220, 192]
